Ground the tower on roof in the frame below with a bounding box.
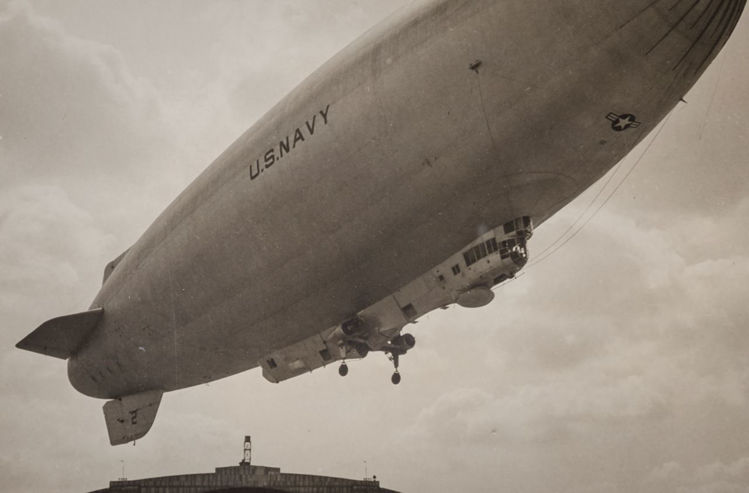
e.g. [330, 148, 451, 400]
[240, 435, 251, 466]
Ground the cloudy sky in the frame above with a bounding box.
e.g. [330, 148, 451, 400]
[1, 1, 748, 492]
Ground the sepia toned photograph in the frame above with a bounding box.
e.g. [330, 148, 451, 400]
[2, 1, 748, 492]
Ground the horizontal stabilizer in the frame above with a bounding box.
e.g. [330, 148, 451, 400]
[16, 308, 104, 359]
[103, 390, 163, 446]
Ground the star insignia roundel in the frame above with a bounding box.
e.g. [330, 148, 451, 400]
[606, 112, 641, 131]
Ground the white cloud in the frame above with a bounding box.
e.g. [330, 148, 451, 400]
[646, 457, 749, 493]
[0, 185, 115, 349]
[0, 1, 166, 186]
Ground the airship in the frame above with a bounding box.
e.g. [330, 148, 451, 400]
[17, 0, 746, 445]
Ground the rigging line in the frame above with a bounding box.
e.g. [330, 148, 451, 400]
[698, 47, 727, 141]
[618, 0, 666, 30]
[528, 108, 679, 269]
[491, 270, 526, 292]
[647, 0, 702, 55]
[676, 0, 732, 72]
[530, 161, 623, 264]
[692, 0, 742, 75]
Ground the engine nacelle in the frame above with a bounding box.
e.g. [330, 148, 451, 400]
[390, 333, 416, 352]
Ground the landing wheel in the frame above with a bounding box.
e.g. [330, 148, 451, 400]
[391, 371, 401, 385]
[339, 362, 348, 377]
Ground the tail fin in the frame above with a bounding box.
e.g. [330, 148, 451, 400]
[103, 248, 130, 285]
[16, 308, 103, 359]
[103, 390, 163, 445]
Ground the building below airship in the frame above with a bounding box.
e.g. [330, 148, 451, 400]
[90, 437, 399, 493]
